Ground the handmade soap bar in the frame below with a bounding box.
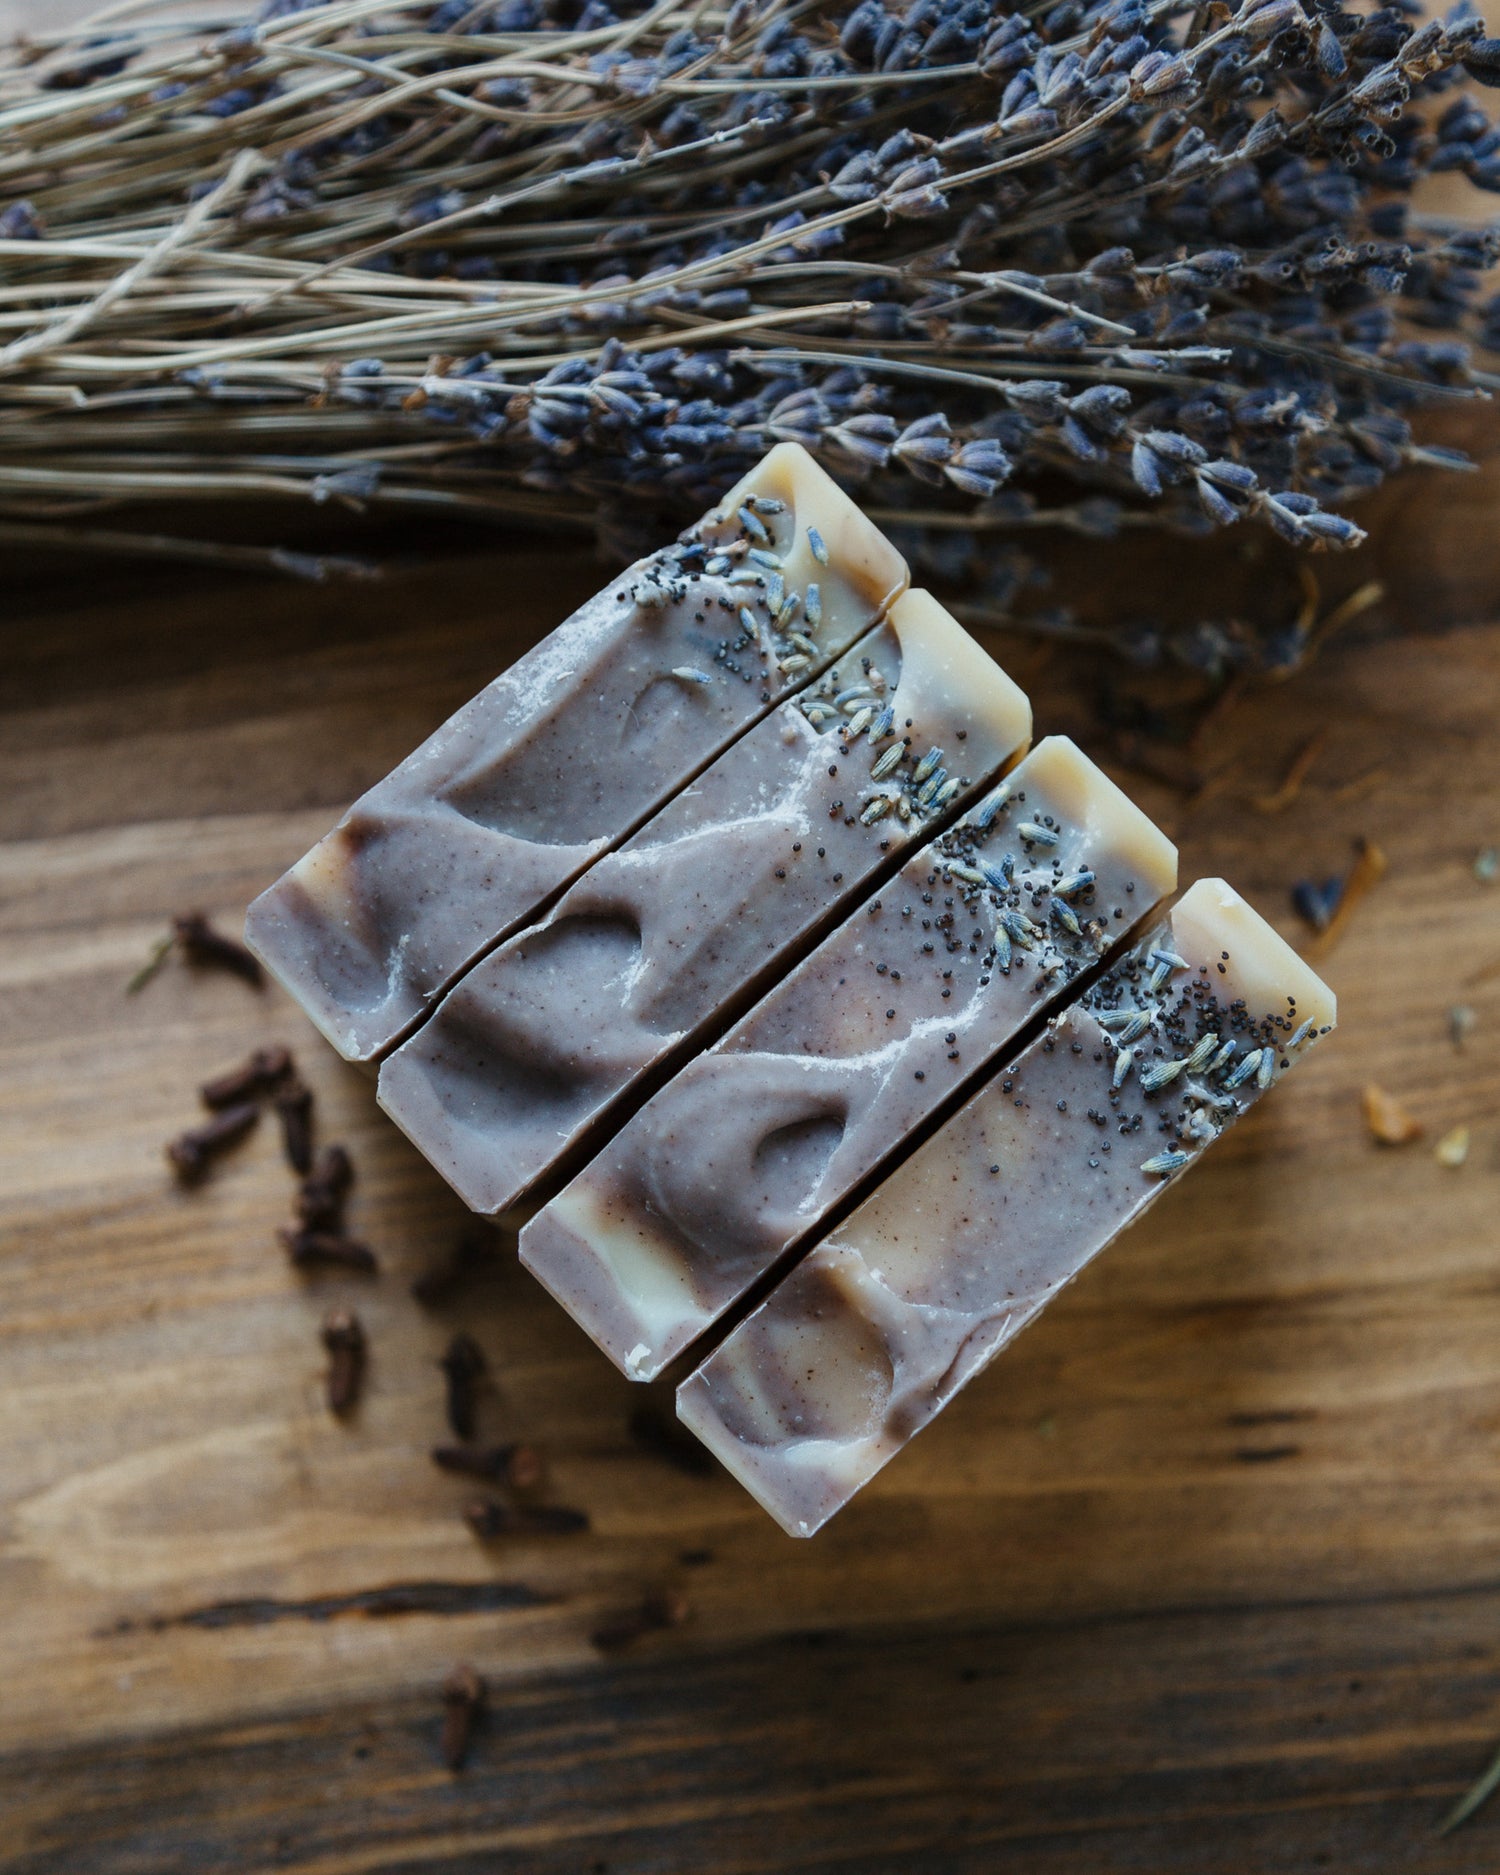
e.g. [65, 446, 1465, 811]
[519, 736, 1177, 1380]
[377, 590, 1033, 1219]
[244, 443, 909, 1062]
[677, 878, 1335, 1536]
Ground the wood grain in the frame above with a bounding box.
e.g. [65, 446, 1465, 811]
[3, 532, 1500, 1871]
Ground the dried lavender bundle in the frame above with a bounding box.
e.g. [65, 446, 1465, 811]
[2, 0, 1498, 667]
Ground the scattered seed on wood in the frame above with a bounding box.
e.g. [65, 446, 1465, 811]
[463, 1498, 589, 1538]
[1363, 1083, 1422, 1147]
[172, 912, 264, 987]
[166, 1102, 259, 1183]
[591, 1589, 690, 1654]
[433, 1444, 545, 1492]
[321, 1309, 365, 1416]
[199, 1045, 291, 1111]
[1307, 837, 1387, 960]
[1440, 1739, 1500, 1837]
[274, 1076, 314, 1174]
[1475, 848, 1499, 886]
[439, 1333, 487, 1440]
[1436, 1125, 1471, 1169]
[1251, 729, 1328, 815]
[1291, 876, 1343, 934]
[1449, 1005, 1477, 1050]
[441, 1664, 485, 1772]
[279, 1227, 377, 1274]
[628, 1403, 716, 1478]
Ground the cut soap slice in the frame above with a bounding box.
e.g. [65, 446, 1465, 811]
[377, 589, 1033, 1220]
[519, 735, 1177, 1381]
[244, 443, 908, 1062]
[677, 878, 1336, 1536]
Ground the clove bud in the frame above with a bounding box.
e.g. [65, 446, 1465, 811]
[166, 1101, 259, 1182]
[321, 1308, 366, 1415]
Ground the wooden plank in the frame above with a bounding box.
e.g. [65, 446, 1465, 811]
[6, 1588, 1500, 1873]
[2, 532, 1500, 1865]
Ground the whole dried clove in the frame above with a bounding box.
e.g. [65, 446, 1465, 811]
[440, 1664, 486, 1772]
[432, 1443, 545, 1491]
[166, 1101, 259, 1182]
[199, 1044, 292, 1110]
[591, 1588, 689, 1654]
[628, 1403, 716, 1478]
[463, 1497, 589, 1538]
[321, 1308, 366, 1415]
[438, 1333, 487, 1440]
[280, 1227, 377, 1274]
[274, 1075, 315, 1175]
[296, 1143, 352, 1232]
[172, 912, 264, 987]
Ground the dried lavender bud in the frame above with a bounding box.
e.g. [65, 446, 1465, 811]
[166, 1102, 259, 1183]
[199, 1045, 291, 1110]
[439, 1334, 487, 1440]
[321, 1309, 365, 1415]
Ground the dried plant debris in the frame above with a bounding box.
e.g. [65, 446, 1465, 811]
[591, 1590, 691, 1655]
[199, 1045, 292, 1110]
[438, 1334, 488, 1442]
[280, 1227, 378, 1274]
[273, 1075, 314, 1175]
[1435, 1124, 1471, 1168]
[464, 1499, 590, 1539]
[166, 1102, 259, 1183]
[7, 0, 1500, 672]
[1291, 875, 1345, 934]
[1251, 731, 1328, 815]
[433, 1444, 546, 1492]
[1305, 837, 1387, 959]
[130, 913, 264, 994]
[440, 1665, 486, 1773]
[1440, 1741, 1500, 1837]
[1363, 1083, 1423, 1146]
[321, 1309, 366, 1416]
[1449, 1005, 1478, 1050]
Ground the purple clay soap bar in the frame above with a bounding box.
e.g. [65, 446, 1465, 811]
[376, 589, 1033, 1219]
[677, 878, 1336, 1536]
[244, 443, 908, 1062]
[519, 736, 1177, 1381]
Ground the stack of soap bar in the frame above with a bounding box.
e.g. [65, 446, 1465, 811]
[244, 443, 909, 1061]
[519, 736, 1178, 1380]
[677, 878, 1336, 1536]
[376, 589, 1033, 1216]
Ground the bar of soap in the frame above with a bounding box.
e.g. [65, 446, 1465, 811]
[244, 443, 909, 1062]
[376, 590, 1033, 1219]
[519, 736, 1178, 1380]
[677, 878, 1336, 1536]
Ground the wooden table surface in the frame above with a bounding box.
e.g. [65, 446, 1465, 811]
[4, 487, 1500, 1873]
